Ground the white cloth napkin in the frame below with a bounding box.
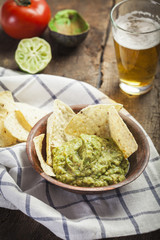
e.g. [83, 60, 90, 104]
[0, 67, 160, 240]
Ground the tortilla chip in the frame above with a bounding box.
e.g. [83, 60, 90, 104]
[65, 103, 123, 138]
[0, 90, 48, 147]
[108, 106, 138, 158]
[33, 134, 55, 177]
[46, 113, 56, 166]
[46, 99, 75, 166]
[0, 91, 16, 117]
[0, 116, 18, 147]
[15, 102, 47, 131]
[0, 108, 8, 118]
[4, 112, 29, 142]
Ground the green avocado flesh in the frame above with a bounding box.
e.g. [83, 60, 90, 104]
[52, 134, 129, 187]
[49, 9, 89, 35]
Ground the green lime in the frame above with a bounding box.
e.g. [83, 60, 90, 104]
[15, 37, 52, 74]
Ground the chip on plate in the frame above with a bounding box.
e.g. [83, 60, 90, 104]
[4, 112, 29, 142]
[15, 102, 47, 131]
[0, 90, 49, 147]
[0, 91, 16, 115]
[0, 116, 18, 147]
[0, 91, 18, 147]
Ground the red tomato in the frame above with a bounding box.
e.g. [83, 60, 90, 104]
[0, 0, 51, 39]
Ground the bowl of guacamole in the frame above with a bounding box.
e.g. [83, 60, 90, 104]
[27, 103, 150, 194]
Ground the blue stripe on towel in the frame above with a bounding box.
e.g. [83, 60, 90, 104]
[116, 188, 140, 234]
[82, 195, 106, 238]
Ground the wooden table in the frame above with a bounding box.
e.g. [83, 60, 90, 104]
[0, 0, 160, 239]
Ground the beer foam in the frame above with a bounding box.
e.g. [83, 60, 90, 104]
[113, 12, 160, 50]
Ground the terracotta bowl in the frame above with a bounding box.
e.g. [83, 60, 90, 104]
[26, 105, 150, 194]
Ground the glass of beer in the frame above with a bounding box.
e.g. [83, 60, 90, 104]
[111, 0, 160, 95]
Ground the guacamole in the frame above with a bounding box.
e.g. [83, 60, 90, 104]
[52, 134, 129, 187]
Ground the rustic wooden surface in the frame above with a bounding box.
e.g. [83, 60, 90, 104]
[0, 0, 160, 239]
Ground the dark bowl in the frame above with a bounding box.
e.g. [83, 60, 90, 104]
[48, 9, 89, 47]
[49, 30, 89, 48]
[26, 105, 150, 194]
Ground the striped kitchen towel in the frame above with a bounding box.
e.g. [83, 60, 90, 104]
[0, 67, 160, 240]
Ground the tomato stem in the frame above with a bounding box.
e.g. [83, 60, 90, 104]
[14, 0, 31, 6]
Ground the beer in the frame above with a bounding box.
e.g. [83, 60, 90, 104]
[113, 16, 160, 89]
[111, 0, 160, 95]
[114, 40, 160, 87]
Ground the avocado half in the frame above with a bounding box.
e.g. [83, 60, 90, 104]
[48, 9, 90, 47]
